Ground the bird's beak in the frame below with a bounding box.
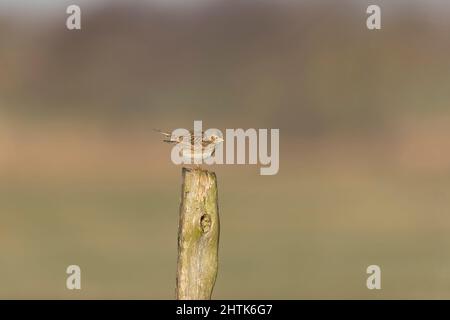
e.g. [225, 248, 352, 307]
[218, 137, 224, 143]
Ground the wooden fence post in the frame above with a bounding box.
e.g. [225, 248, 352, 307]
[176, 167, 220, 300]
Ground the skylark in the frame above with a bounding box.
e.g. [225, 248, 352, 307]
[155, 129, 224, 164]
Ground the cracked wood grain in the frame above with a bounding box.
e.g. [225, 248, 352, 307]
[176, 167, 220, 300]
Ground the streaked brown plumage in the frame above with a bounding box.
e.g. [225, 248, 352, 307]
[155, 129, 224, 162]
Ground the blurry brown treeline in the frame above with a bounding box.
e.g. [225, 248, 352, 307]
[0, 0, 449, 179]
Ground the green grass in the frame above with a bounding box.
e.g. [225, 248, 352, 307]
[1, 164, 450, 299]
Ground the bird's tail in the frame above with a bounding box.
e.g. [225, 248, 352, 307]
[153, 128, 171, 136]
[153, 129, 176, 143]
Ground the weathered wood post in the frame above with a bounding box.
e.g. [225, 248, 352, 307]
[176, 167, 220, 300]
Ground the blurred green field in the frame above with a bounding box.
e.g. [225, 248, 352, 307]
[2, 144, 450, 299]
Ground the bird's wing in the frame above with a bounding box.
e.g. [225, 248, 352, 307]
[157, 129, 209, 148]
[188, 130, 205, 146]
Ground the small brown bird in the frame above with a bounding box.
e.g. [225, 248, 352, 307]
[155, 129, 224, 163]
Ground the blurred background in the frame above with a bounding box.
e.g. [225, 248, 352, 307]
[1, 0, 450, 299]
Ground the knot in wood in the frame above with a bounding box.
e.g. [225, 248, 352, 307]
[200, 214, 212, 233]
